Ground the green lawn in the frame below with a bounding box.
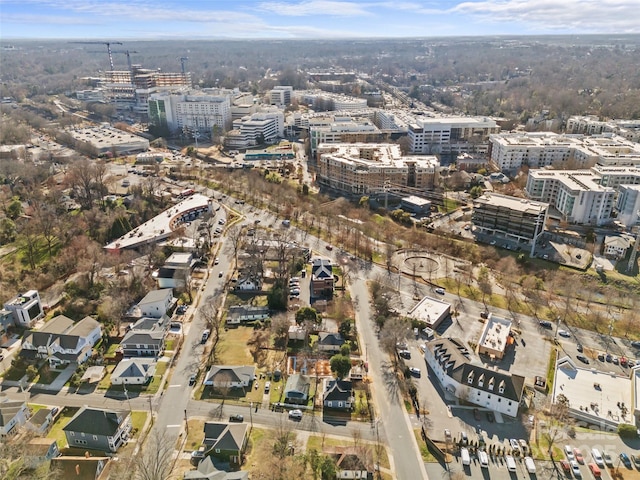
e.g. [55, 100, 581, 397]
[97, 365, 116, 390]
[165, 338, 176, 351]
[130, 411, 148, 437]
[28, 404, 48, 414]
[413, 429, 438, 462]
[47, 407, 79, 448]
[217, 326, 255, 365]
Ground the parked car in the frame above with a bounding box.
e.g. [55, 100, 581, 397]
[444, 429, 452, 442]
[325, 245, 333, 251]
[264, 381, 271, 393]
[473, 408, 481, 421]
[564, 445, 575, 461]
[486, 411, 495, 423]
[574, 448, 584, 463]
[631, 454, 640, 469]
[588, 463, 601, 477]
[229, 414, 244, 423]
[631, 340, 640, 348]
[214, 257, 219, 265]
[577, 355, 590, 364]
[571, 460, 582, 477]
[408, 367, 421, 377]
[560, 460, 571, 474]
[539, 320, 552, 329]
[188, 374, 197, 386]
[603, 452, 614, 467]
[398, 350, 411, 359]
[434, 287, 445, 295]
[288, 409, 303, 420]
[460, 431, 468, 446]
[620, 453, 632, 468]
[558, 330, 571, 338]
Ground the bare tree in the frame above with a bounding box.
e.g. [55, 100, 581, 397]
[133, 429, 175, 480]
[200, 298, 224, 363]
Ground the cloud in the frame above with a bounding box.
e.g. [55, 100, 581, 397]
[453, 0, 640, 33]
[258, 0, 373, 17]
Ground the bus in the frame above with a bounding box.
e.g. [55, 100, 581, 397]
[178, 188, 195, 199]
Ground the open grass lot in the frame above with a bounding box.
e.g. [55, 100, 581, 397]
[28, 403, 48, 414]
[2, 362, 28, 381]
[242, 427, 268, 473]
[47, 406, 79, 448]
[97, 364, 115, 389]
[130, 411, 148, 436]
[185, 418, 207, 451]
[218, 326, 255, 365]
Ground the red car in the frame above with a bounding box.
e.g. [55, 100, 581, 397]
[560, 460, 571, 474]
[574, 448, 584, 464]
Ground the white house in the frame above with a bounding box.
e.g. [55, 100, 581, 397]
[137, 289, 174, 318]
[603, 235, 631, 259]
[3, 290, 44, 328]
[20, 315, 102, 368]
[226, 305, 270, 325]
[424, 338, 525, 417]
[235, 278, 262, 291]
[156, 252, 193, 289]
[111, 358, 156, 385]
[203, 366, 255, 389]
[0, 397, 30, 437]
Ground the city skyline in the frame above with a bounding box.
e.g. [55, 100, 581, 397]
[2, 0, 639, 40]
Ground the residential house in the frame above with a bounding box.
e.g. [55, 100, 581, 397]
[288, 325, 308, 342]
[603, 235, 631, 259]
[119, 317, 169, 357]
[50, 456, 111, 480]
[24, 438, 60, 470]
[317, 332, 345, 353]
[25, 407, 54, 434]
[0, 308, 15, 342]
[203, 366, 255, 389]
[323, 379, 354, 411]
[330, 448, 372, 479]
[20, 315, 102, 368]
[0, 396, 29, 437]
[184, 456, 249, 480]
[110, 358, 156, 385]
[226, 305, 270, 326]
[349, 364, 365, 381]
[202, 422, 249, 466]
[311, 258, 334, 298]
[284, 373, 311, 405]
[63, 406, 132, 453]
[3, 290, 44, 328]
[235, 278, 262, 291]
[137, 289, 174, 318]
[157, 252, 194, 289]
[424, 338, 525, 417]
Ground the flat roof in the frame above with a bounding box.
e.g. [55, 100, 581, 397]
[553, 357, 633, 426]
[408, 295, 450, 327]
[105, 193, 211, 250]
[478, 315, 512, 353]
[475, 192, 548, 214]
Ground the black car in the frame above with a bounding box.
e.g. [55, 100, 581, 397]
[539, 320, 552, 329]
[486, 411, 495, 423]
[229, 414, 244, 423]
[188, 374, 197, 386]
[577, 344, 583, 352]
[576, 354, 590, 364]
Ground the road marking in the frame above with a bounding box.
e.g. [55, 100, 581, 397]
[166, 424, 181, 428]
[169, 384, 181, 388]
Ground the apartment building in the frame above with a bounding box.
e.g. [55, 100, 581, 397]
[309, 118, 383, 155]
[408, 116, 499, 155]
[578, 135, 640, 167]
[316, 143, 439, 196]
[566, 115, 640, 142]
[615, 185, 640, 227]
[294, 90, 368, 111]
[472, 193, 548, 247]
[525, 170, 615, 226]
[148, 90, 232, 135]
[373, 110, 411, 134]
[269, 86, 293, 106]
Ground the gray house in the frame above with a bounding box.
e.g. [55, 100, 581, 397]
[323, 379, 354, 411]
[0, 397, 30, 437]
[184, 456, 249, 480]
[203, 366, 255, 389]
[120, 330, 165, 357]
[226, 305, 270, 326]
[63, 406, 132, 453]
[284, 373, 311, 405]
[317, 332, 345, 353]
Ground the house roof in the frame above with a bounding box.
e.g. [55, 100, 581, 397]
[121, 330, 165, 347]
[0, 398, 26, 427]
[324, 379, 353, 402]
[228, 305, 269, 319]
[427, 338, 526, 403]
[28, 408, 52, 427]
[204, 366, 255, 385]
[22, 316, 100, 350]
[604, 235, 631, 249]
[50, 456, 109, 480]
[311, 258, 333, 279]
[203, 422, 248, 452]
[138, 289, 172, 306]
[26, 437, 58, 456]
[131, 316, 168, 331]
[157, 267, 184, 280]
[284, 373, 311, 398]
[111, 358, 156, 380]
[318, 332, 344, 346]
[63, 406, 129, 437]
[327, 447, 372, 473]
[183, 456, 249, 480]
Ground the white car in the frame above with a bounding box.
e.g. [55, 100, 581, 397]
[214, 257, 219, 265]
[409, 367, 421, 377]
[564, 445, 575, 461]
[288, 409, 303, 420]
[558, 330, 571, 338]
[570, 460, 581, 477]
[434, 287, 445, 295]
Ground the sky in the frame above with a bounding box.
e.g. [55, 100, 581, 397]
[1, 0, 639, 39]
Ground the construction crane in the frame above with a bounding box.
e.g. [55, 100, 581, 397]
[112, 50, 138, 73]
[178, 56, 189, 75]
[70, 41, 123, 70]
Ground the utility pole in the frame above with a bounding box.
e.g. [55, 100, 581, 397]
[148, 396, 153, 426]
[184, 409, 189, 435]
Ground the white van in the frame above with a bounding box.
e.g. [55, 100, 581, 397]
[478, 451, 489, 468]
[460, 447, 470, 466]
[591, 448, 604, 467]
[524, 456, 536, 473]
[505, 455, 517, 472]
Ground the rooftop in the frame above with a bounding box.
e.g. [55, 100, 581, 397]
[407, 295, 451, 327]
[474, 192, 548, 214]
[478, 315, 512, 354]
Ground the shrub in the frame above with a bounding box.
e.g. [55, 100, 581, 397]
[618, 423, 638, 438]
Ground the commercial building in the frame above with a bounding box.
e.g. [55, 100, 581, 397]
[477, 315, 513, 360]
[224, 110, 284, 150]
[148, 90, 232, 135]
[525, 170, 615, 226]
[424, 338, 525, 417]
[309, 117, 383, 155]
[316, 143, 439, 196]
[408, 116, 499, 155]
[67, 125, 149, 156]
[269, 86, 293, 106]
[472, 193, 548, 250]
[294, 90, 368, 112]
[407, 295, 451, 329]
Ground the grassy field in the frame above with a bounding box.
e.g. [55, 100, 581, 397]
[218, 326, 255, 365]
[413, 429, 438, 462]
[185, 418, 207, 451]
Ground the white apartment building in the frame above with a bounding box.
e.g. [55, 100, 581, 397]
[374, 110, 411, 133]
[309, 118, 382, 155]
[525, 170, 616, 225]
[316, 143, 439, 196]
[578, 134, 640, 167]
[294, 90, 367, 112]
[148, 90, 232, 135]
[224, 111, 284, 149]
[615, 185, 640, 227]
[566, 115, 640, 142]
[270, 86, 293, 106]
[408, 116, 499, 155]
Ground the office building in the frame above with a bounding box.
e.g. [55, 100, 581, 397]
[224, 110, 284, 150]
[309, 118, 383, 155]
[408, 116, 499, 155]
[269, 86, 293, 106]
